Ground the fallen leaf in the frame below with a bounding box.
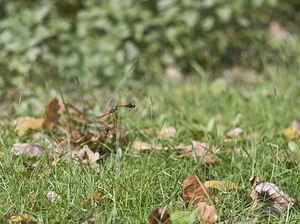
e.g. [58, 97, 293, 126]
[69, 145, 99, 169]
[31, 161, 40, 169]
[83, 145, 99, 168]
[283, 127, 298, 140]
[58, 99, 81, 116]
[11, 143, 44, 158]
[47, 191, 61, 203]
[9, 214, 28, 222]
[292, 119, 300, 135]
[51, 158, 60, 167]
[14, 117, 44, 136]
[149, 207, 172, 224]
[132, 141, 217, 162]
[196, 202, 219, 224]
[273, 151, 300, 163]
[166, 66, 183, 80]
[227, 127, 243, 138]
[269, 21, 290, 40]
[205, 180, 240, 190]
[93, 192, 107, 201]
[80, 198, 91, 205]
[180, 141, 217, 158]
[249, 176, 297, 213]
[159, 126, 177, 138]
[233, 147, 249, 157]
[81, 193, 107, 205]
[183, 176, 215, 206]
[132, 141, 165, 152]
[43, 98, 60, 126]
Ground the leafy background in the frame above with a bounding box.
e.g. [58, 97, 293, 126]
[1, 0, 300, 87]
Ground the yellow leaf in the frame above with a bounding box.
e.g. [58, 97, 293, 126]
[283, 127, 298, 140]
[10, 214, 28, 222]
[80, 198, 91, 205]
[14, 117, 44, 136]
[51, 158, 60, 167]
[93, 193, 106, 201]
[205, 180, 240, 190]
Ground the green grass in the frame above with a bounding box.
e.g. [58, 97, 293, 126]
[1, 61, 300, 223]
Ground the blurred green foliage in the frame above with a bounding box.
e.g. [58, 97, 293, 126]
[0, 0, 299, 85]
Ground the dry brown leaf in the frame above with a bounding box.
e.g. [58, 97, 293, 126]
[132, 141, 166, 151]
[81, 193, 107, 205]
[277, 151, 300, 163]
[47, 191, 61, 203]
[93, 193, 107, 201]
[227, 127, 243, 138]
[132, 141, 217, 162]
[149, 207, 172, 224]
[196, 202, 219, 224]
[159, 126, 176, 138]
[58, 99, 81, 116]
[249, 176, 297, 213]
[183, 176, 215, 206]
[70, 145, 99, 168]
[84, 145, 100, 168]
[14, 117, 44, 136]
[11, 143, 44, 158]
[43, 98, 60, 126]
[31, 161, 40, 169]
[180, 141, 217, 157]
[270, 21, 290, 40]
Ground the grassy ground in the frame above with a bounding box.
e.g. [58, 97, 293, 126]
[0, 60, 300, 223]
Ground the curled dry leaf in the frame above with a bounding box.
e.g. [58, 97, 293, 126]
[43, 98, 60, 127]
[58, 99, 81, 116]
[227, 127, 243, 138]
[159, 126, 176, 138]
[183, 176, 215, 206]
[14, 117, 44, 136]
[149, 207, 172, 224]
[47, 191, 61, 203]
[249, 176, 297, 213]
[12, 143, 44, 158]
[196, 202, 219, 224]
[183, 176, 218, 224]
